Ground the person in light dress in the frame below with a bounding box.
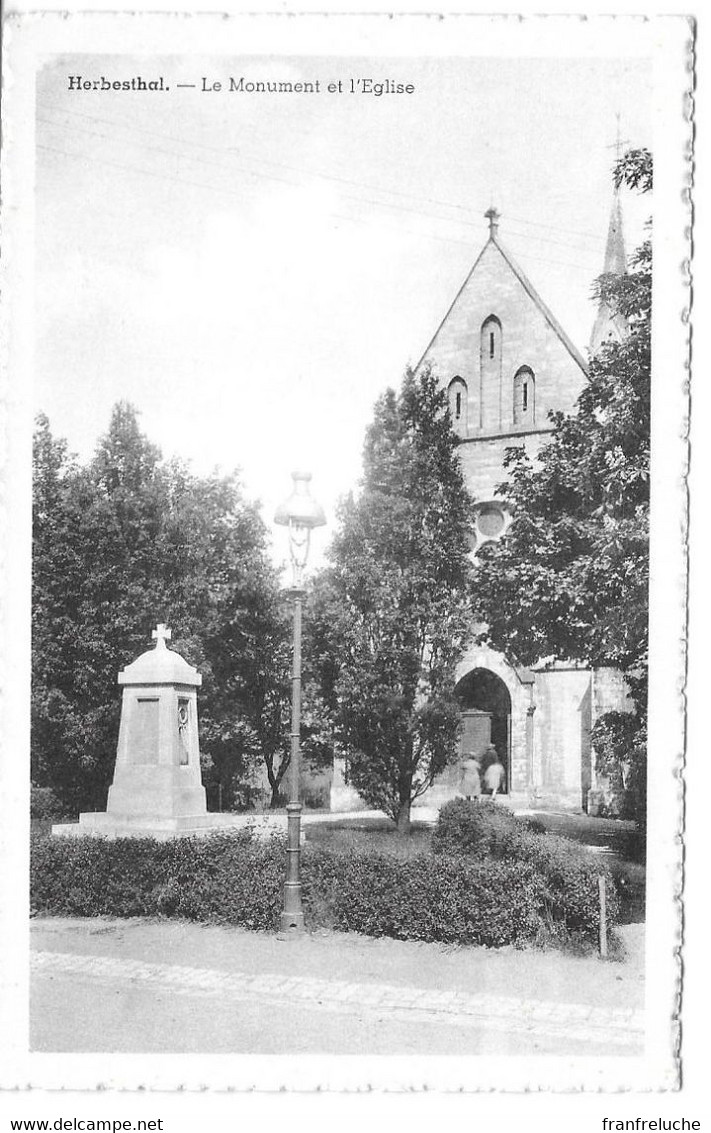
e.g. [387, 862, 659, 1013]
[460, 756, 481, 801]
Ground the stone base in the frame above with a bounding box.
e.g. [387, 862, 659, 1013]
[52, 812, 301, 843]
[106, 768, 207, 821]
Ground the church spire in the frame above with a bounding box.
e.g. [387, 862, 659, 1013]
[590, 117, 631, 355]
[589, 185, 629, 355]
[601, 190, 627, 277]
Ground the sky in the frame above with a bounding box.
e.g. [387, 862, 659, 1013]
[35, 51, 653, 563]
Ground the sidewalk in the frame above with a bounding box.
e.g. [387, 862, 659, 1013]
[31, 916, 645, 1057]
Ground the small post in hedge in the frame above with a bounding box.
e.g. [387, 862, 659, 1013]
[598, 875, 608, 958]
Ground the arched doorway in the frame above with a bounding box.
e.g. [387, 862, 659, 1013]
[454, 668, 512, 793]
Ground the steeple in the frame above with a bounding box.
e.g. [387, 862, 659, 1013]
[589, 189, 629, 355]
[590, 122, 630, 355]
[600, 191, 627, 277]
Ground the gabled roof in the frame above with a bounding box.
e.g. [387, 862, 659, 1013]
[417, 230, 589, 377]
[493, 236, 588, 375]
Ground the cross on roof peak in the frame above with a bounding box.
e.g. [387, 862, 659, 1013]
[484, 206, 500, 238]
[152, 623, 172, 649]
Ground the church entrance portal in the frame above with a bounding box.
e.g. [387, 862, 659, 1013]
[454, 668, 512, 793]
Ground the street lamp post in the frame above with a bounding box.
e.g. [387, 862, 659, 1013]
[274, 471, 326, 936]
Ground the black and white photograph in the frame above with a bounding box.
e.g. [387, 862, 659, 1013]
[0, 8, 695, 1107]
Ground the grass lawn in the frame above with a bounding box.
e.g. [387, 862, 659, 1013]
[305, 815, 433, 857]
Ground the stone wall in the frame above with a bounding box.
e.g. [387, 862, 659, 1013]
[457, 430, 552, 502]
[592, 667, 634, 718]
[531, 667, 592, 808]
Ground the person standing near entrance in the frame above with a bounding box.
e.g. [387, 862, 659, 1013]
[480, 744, 498, 784]
[483, 754, 505, 799]
[460, 756, 481, 801]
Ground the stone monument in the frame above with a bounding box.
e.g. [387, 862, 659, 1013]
[53, 625, 285, 841]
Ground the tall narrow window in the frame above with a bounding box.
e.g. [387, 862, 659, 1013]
[448, 377, 468, 436]
[513, 366, 535, 425]
[480, 315, 502, 430]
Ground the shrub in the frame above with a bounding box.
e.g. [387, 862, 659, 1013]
[31, 785, 69, 823]
[524, 835, 620, 941]
[433, 798, 530, 857]
[431, 799, 619, 942]
[31, 834, 167, 917]
[302, 846, 547, 946]
[30, 831, 285, 930]
[301, 782, 331, 810]
[31, 823, 614, 949]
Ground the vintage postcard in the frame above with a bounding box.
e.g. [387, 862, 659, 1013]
[0, 11, 692, 1098]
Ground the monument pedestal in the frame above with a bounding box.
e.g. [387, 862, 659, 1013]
[52, 624, 294, 842]
[52, 811, 292, 842]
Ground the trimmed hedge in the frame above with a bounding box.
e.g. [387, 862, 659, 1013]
[432, 799, 620, 942]
[31, 817, 616, 949]
[31, 832, 284, 931]
[526, 834, 620, 939]
[433, 797, 532, 857]
[302, 846, 547, 947]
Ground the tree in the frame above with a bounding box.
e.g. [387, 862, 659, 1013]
[31, 415, 85, 799]
[308, 367, 475, 832]
[473, 149, 652, 824]
[32, 403, 292, 813]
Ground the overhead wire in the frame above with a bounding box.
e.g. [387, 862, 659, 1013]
[38, 138, 601, 278]
[36, 142, 480, 253]
[37, 102, 605, 252]
[39, 102, 519, 223]
[506, 214, 600, 241]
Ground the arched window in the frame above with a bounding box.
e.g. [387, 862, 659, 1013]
[480, 316, 502, 429]
[447, 376, 468, 435]
[513, 366, 535, 425]
[481, 315, 502, 363]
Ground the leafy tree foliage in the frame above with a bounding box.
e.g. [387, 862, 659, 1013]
[473, 149, 652, 824]
[613, 147, 652, 194]
[307, 368, 475, 832]
[590, 710, 647, 831]
[32, 403, 292, 814]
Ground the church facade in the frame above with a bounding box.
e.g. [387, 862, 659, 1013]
[331, 198, 633, 814]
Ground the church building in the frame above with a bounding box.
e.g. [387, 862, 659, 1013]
[331, 191, 633, 814]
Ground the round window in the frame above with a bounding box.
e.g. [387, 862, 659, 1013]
[477, 504, 506, 538]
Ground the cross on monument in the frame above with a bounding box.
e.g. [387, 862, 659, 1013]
[152, 623, 172, 649]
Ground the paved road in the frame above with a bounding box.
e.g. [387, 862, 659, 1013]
[31, 917, 645, 1057]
